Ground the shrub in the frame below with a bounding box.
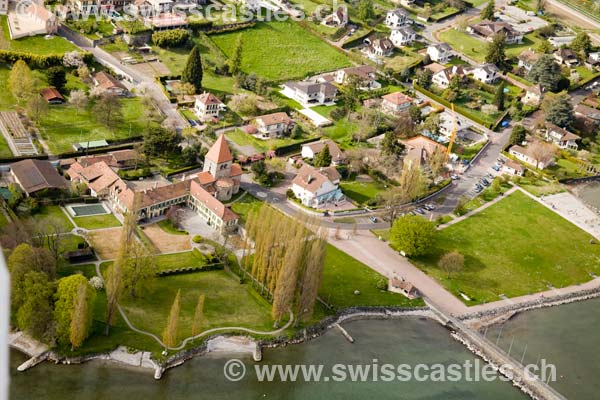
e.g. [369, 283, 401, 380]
[192, 235, 204, 243]
[376, 277, 388, 291]
[152, 29, 190, 48]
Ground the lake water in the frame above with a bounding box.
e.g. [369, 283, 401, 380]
[9, 318, 526, 400]
[570, 181, 600, 210]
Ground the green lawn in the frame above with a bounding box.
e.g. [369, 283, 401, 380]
[0, 16, 77, 54]
[29, 205, 74, 230]
[209, 21, 351, 81]
[154, 249, 207, 272]
[320, 244, 424, 308]
[413, 191, 600, 305]
[230, 194, 263, 223]
[38, 97, 155, 154]
[73, 214, 122, 230]
[225, 129, 306, 153]
[157, 219, 188, 235]
[340, 179, 386, 204]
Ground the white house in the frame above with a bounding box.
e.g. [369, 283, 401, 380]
[545, 123, 580, 150]
[193, 92, 225, 121]
[390, 26, 416, 47]
[427, 43, 453, 63]
[517, 49, 540, 72]
[521, 84, 542, 106]
[587, 52, 600, 66]
[432, 65, 467, 89]
[553, 48, 579, 67]
[509, 145, 551, 169]
[291, 164, 344, 208]
[301, 140, 346, 165]
[254, 112, 295, 138]
[502, 159, 525, 176]
[439, 111, 469, 138]
[323, 7, 347, 27]
[385, 8, 409, 28]
[283, 80, 338, 106]
[381, 91, 413, 115]
[93, 72, 129, 96]
[471, 64, 499, 84]
[365, 38, 394, 58]
[335, 66, 380, 90]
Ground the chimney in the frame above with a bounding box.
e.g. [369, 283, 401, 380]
[182, 173, 187, 181]
[307, 174, 313, 184]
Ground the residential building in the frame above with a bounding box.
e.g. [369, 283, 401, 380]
[10, 159, 68, 196]
[471, 64, 499, 84]
[67, 0, 100, 14]
[432, 65, 467, 88]
[0, 0, 7, 15]
[553, 48, 579, 67]
[384, 8, 409, 28]
[586, 52, 600, 67]
[545, 123, 580, 150]
[439, 111, 469, 137]
[323, 7, 347, 27]
[390, 26, 416, 47]
[283, 80, 337, 106]
[93, 72, 129, 96]
[401, 135, 447, 168]
[427, 43, 453, 63]
[291, 164, 344, 208]
[70, 149, 139, 171]
[66, 161, 121, 198]
[193, 92, 225, 121]
[517, 49, 541, 72]
[301, 140, 346, 165]
[575, 104, 600, 124]
[335, 66, 380, 90]
[521, 84, 542, 106]
[467, 20, 523, 44]
[509, 145, 551, 168]
[381, 91, 413, 115]
[40, 88, 65, 104]
[501, 159, 525, 176]
[254, 112, 295, 138]
[365, 37, 395, 58]
[390, 277, 419, 299]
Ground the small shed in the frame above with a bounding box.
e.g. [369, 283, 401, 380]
[390, 277, 420, 299]
[40, 88, 65, 104]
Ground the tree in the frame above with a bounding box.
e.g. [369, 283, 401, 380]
[68, 90, 88, 114]
[571, 32, 592, 56]
[70, 281, 93, 349]
[104, 262, 123, 335]
[389, 215, 436, 257]
[428, 146, 447, 178]
[438, 251, 464, 278]
[408, 105, 423, 124]
[536, 39, 554, 54]
[339, 75, 362, 113]
[63, 51, 85, 68]
[485, 33, 506, 66]
[181, 45, 203, 94]
[229, 35, 243, 75]
[9, 60, 35, 104]
[358, 0, 375, 21]
[542, 92, 574, 128]
[163, 290, 181, 348]
[382, 163, 426, 224]
[381, 130, 404, 158]
[313, 146, 332, 167]
[509, 124, 527, 145]
[54, 274, 95, 347]
[296, 234, 325, 323]
[191, 294, 205, 337]
[416, 68, 433, 88]
[528, 55, 562, 92]
[143, 126, 179, 159]
[46, 67, 67, 92]
[481, 0, 495, 20]
[15, 271, 55, 342]
[122, 240, 156, 298]
[528, 141, 556, 169]
[493, 83, 505, 111]
[26, 95, 48, 123]
[34, 216, 70, 270]
[95, 93, 123, 128]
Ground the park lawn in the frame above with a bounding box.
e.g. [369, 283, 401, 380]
[73, 214, 122, 230]
[225, 129, 306, 153]
[505, 34, 544, 59]
[230, 194, 263, 223]
[320, 244, 424, 308]
[0, 16, 77, 54]
[517, 177, 566, 197]
[30, 205, 74, 230]
[153, 249, 207, 272]
[157, 219, 188, 235]
[438, 29, 487, 62]
[340, 179, 386, 204]
[385, 53, 422, 72]
[119, 270, 275, 341]
[413, 191, 600, 305]
[38, 97, 154, 154]
[209, 21, 352, 81]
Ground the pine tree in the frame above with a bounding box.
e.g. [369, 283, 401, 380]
[493, 83, 505, 111]
[191, 294, 205, 337]
[229, 35, 243, 75]
[70, 282, 91, 349]
[313, 146, 332, 167]
[485, 33, 506, 66]
[163, 290, 181, 348]
[181, 45, 203, 94]
[481, 0, 495, 20]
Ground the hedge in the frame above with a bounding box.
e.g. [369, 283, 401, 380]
[341, 30, 374, 49]
[569, 71, 600, 91]
[204, 22, 256, 35]
[157, 263, 224, 277]
[413, 83, 494, 129]
[165, 163, 203, 177]
[152, 29, 190, 48]
[274, 137, 322, 156]
[0, 50, 93, 69]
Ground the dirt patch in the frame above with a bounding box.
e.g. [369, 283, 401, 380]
[88, 228, 123, 260]
[130, 61, 171, 78]
[142, 224, 191, 253]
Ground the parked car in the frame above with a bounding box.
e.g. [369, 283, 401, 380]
[451, 174, 460, 180]
[497, 158, 505, 164]
[475, 186, 483, 193]
[188, 119, 196, 127]
[369, 216, 378, 223]
[492, 165, 501, 172]
[415, 208, 425, 215]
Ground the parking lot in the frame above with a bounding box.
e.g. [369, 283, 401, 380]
[496, 6, 549, 33]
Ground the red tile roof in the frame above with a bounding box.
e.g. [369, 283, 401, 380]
[205, 134, 233, 164]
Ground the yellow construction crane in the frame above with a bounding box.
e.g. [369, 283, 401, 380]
[446, 103, 457, 163]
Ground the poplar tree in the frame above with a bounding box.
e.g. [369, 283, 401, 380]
[70, 282, 91, 349]
[181, 45, 203, 94]
[191, 294, 205, 337]
[297, 235, 326, 323]
[104, 262, 123, 335]
[163, 290, 181, 348]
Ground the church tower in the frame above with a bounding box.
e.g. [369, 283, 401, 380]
[203, 134, 233, 180]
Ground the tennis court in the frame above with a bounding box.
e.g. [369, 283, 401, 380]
[67, 204, 109, 217]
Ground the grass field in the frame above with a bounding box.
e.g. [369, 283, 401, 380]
[0, 17, 78, 54]
[413, 191, 600, 305]
[157, 219, 188, 235]
[29, 206, 74, 230]
[340, 179, 386, 204]
[38, 97, 155, 154]
[73, 214, 122, 230]
[209, 21, 351, 81]
[230, 194, 263, 222]
[153, 249, 207, 272]
[321, 244, 424, 308]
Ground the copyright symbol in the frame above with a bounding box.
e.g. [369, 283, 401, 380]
[223, 359, 246, 382]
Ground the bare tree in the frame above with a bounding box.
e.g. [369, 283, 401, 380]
[382, 163, 427, 225]
[528, 142, 556, 169]
[428, 146, 447, 178]
[438, 251, 464, 278]
[68, 90, 88, 115]
[34, 216, 70, 269]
